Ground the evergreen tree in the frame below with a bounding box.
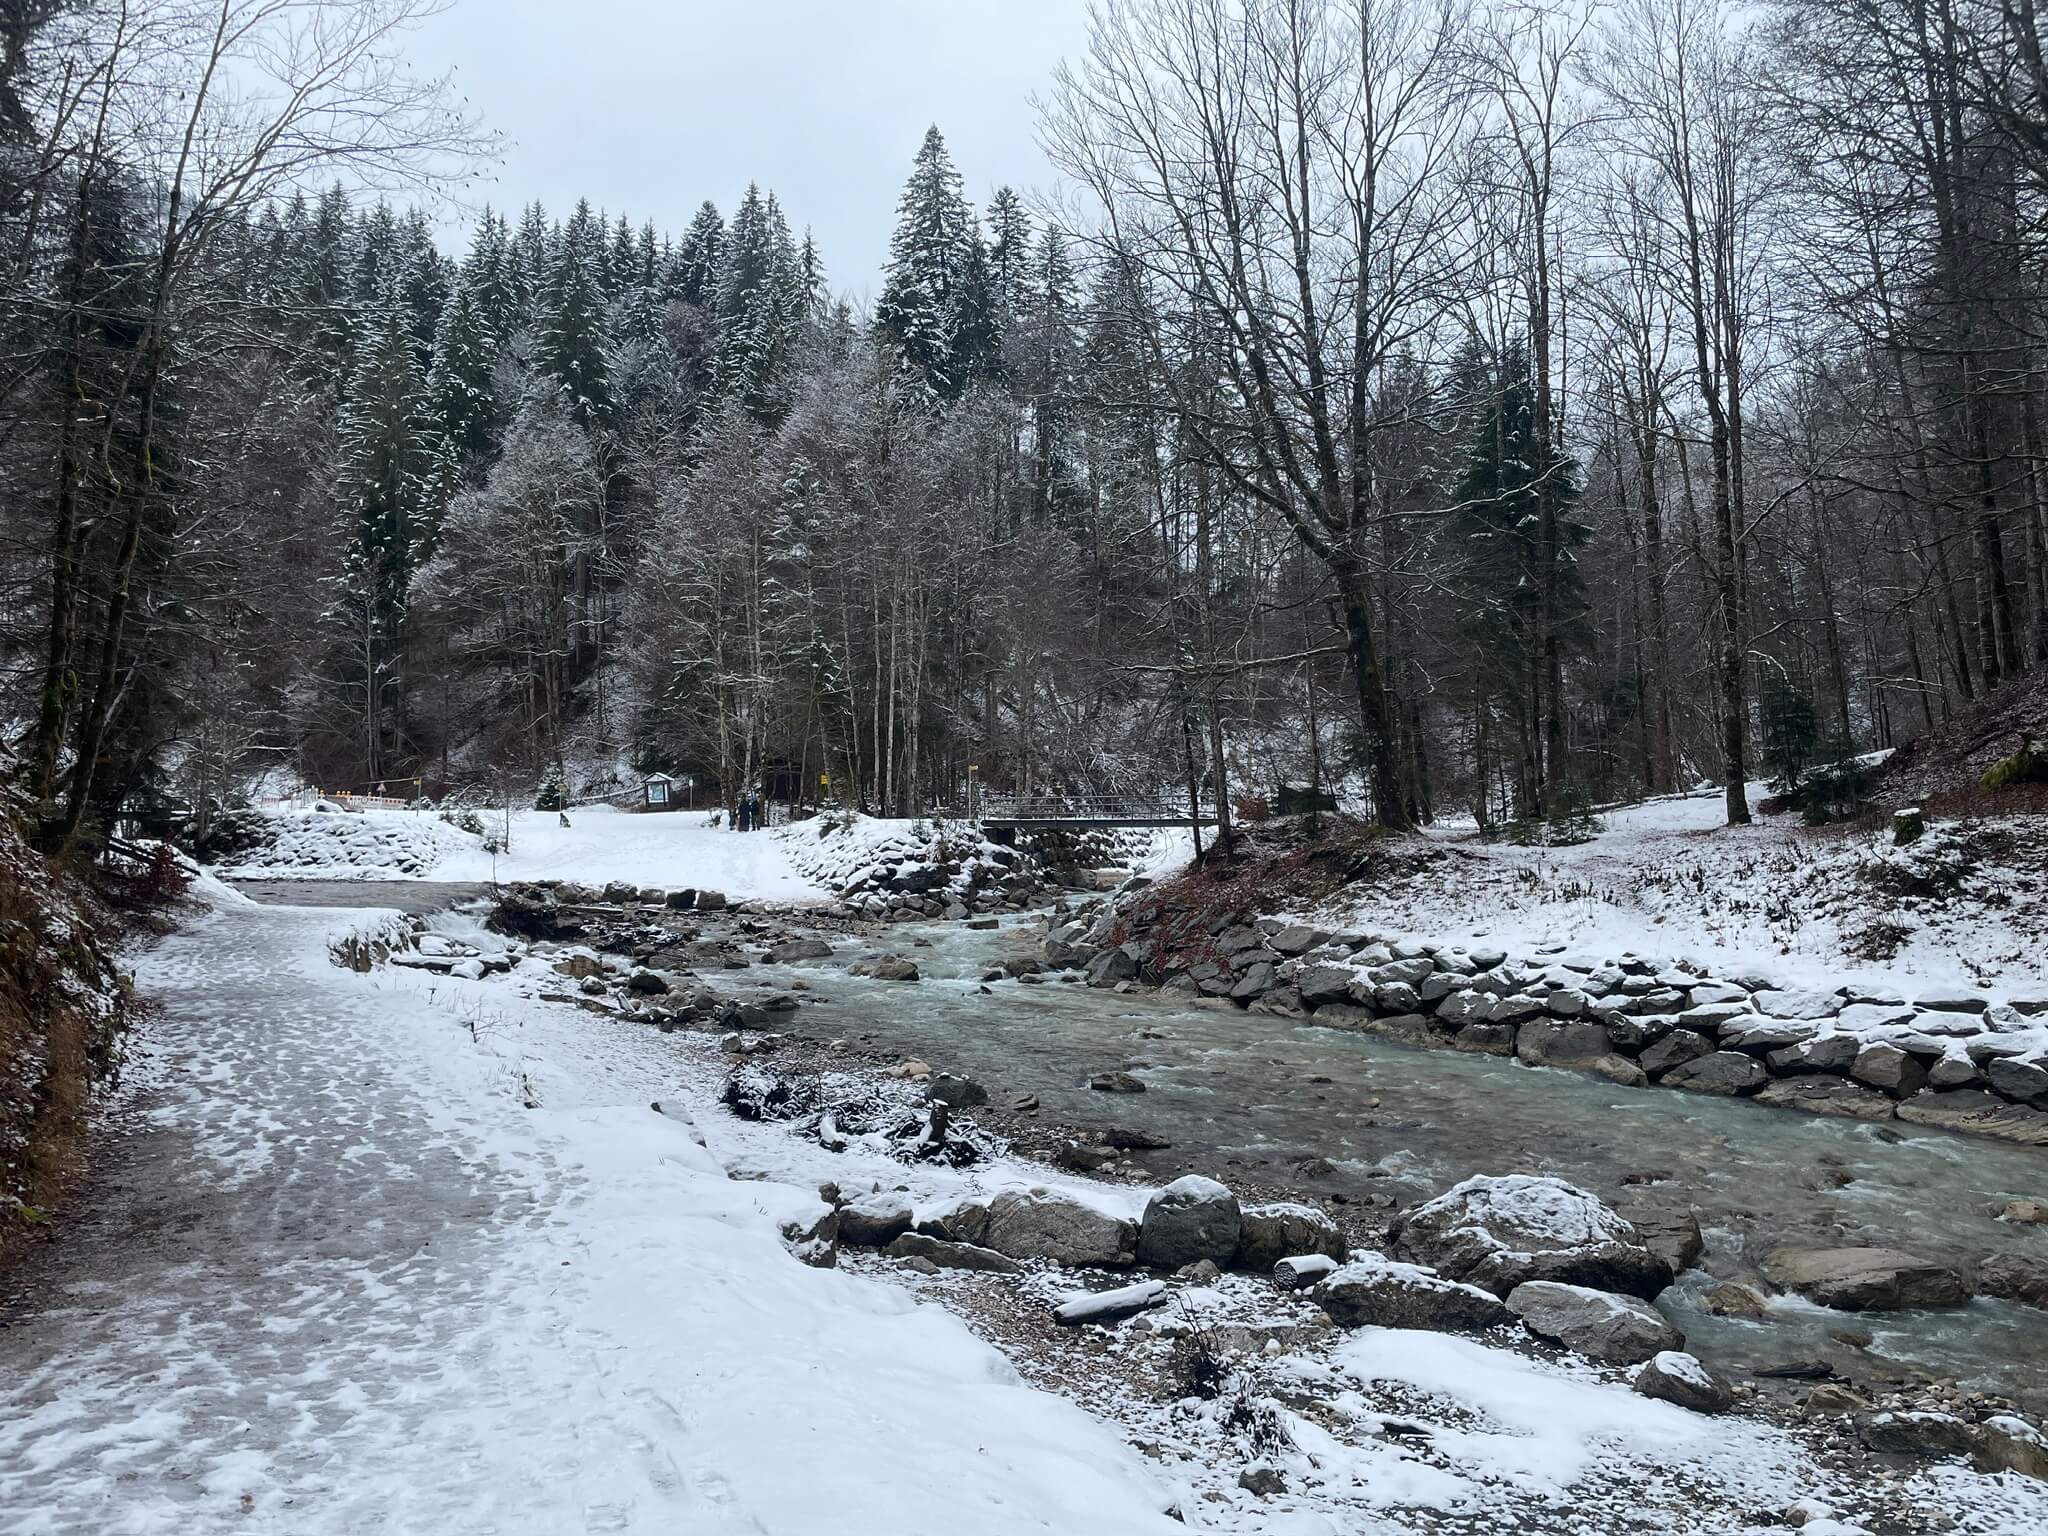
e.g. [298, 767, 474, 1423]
[953, 228, 997, 387]
[670, 199, 725, 306]
[713, 184, 798, 420]
[539, 199, 611, 424]
[512, 201, 553, 324]
[986, 185, 1034, 357]
[874, 125, 973, 403]
[329, 303, 445, 779]
[1026, 224, 1078, 519]
[464, 210, 520, 345]
[428, 273, 499, 476]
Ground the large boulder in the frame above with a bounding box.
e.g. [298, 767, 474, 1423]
[837, 1191, 914, 1247]
[1896, 1089, 2048, 1146]
[1136, 1175, 1242, 1269]
[1390, 1175, 1672, 1299]
[764, 937, 832, 964]
[1314, 1255, 1514, 1333]
[982, 1188, 1138, 1267]
[1639, 1029, 1714, 1077]
[1516, 1021, 1647, 1085]
[1633, 1350, 1734, 1413]
[1508, 1281, 1684, 1365]
[884, 1231, 1024, 1274]
[1974, 1254, 2048, 1310]
[1760, 1247, 1969, 1311]
[1661, 1051, 1766, 1095]
[1235, 1202, 1347, 1272]
[1854, 1410, 1977, 1458]
[1754, 1077, 1897, 1120]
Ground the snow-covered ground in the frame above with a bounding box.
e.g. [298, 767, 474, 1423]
[0, 895, 1180, 1534]
[1291, 786, 2048, 1001]
[6, 891, 2042, 1533]
[217, 804, 829, 901]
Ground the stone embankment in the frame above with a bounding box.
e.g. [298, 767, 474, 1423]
[1045, 891, 2048, 1148]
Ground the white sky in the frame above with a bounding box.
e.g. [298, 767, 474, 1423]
[404, 0, 1093, 301]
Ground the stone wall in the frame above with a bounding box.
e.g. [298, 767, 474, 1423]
[1047, 896, 2048, 1148]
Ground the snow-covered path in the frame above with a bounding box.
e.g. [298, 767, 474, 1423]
[0, 900, 1178, 1535]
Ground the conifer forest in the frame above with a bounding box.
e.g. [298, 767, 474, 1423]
[3, 0, 2047, 848]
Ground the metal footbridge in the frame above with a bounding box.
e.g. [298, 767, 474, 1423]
[978, 793, 1204, 830]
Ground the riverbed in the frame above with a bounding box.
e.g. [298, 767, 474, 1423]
[237, 881, 2048, 1412]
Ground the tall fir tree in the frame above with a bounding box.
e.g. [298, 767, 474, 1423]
[539, 199, 612, 425]
[874, 125, 973, 403]
[670, 199, 725, 307]
[330, 302, 445, 779]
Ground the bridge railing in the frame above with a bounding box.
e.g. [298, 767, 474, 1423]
[978, 793, 1197, 824]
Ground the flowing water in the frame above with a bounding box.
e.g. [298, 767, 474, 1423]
[754, 916, 2048, 1411]
[239, 884, 2048, 1411]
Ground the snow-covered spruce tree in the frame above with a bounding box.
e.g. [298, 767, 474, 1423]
[874, 125, 974, 404]
[429, 272, 500, 478]
[985, 185, 1034, 349]
[1025, 224, 1079, 523]
[327, 304, 447, 782]
[539, 200, 612, 425]
[669, 199, 725, 307]
[511, 201, 553, 324]
[713, 185, 800, 423]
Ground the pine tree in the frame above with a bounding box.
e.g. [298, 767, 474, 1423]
[464, 210, 520, 345]
[329, 303, 445, 779]
[874, 125, 973, 403]
[670, 199, 725, 307]
[428, 273, 499, 476]
[512, 201, 553, 325]
[1027, 224, 1078, 519]
[986, 185, 1034, 356]
[539, 199, 611, 424]
[953, 228, 997, 387]
[713, 184, 799, 421]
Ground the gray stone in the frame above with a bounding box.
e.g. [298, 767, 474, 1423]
[1977, 1255, 2048, 1310]
[1927, 1054, 1987, 1090]
[1374, 957, 1436, 987]
[1389, 1174, 1672, 1299]
[1633, 1350, 1734, 1413]
[1676, 1001, 1753, 1031]
[1896, 1089, 2048, 1145]
[1274, 1253, 1340, 1291]
[1721, 1018, 1821, 1051]
[1754, 1078, 1896, 1121]
[1088, 1071, 1147, 1094]
[1364, 1013, 1435, 1046]
[1136, 1175, 1242, 1269]
[982, 1188, 1139, 1267]
[1084, 947, 1139, 987]
[1489, 994, 1547, 1025]
[1852, 1042, 1927, 1097]
[1268, 924, 1327, 955]
[1435, 989, 1493, 1025]
[883, 1232, 1024, 1274]
[1754, 989, 1842, 1019]
[1229, 962, 1277, 1000]
[764, 937, 833, 963]
[1854, 1410, 1977, 1457]
[1545, 987, 1590, 1018]
[837, 1191, 915, 1247]
[1970, 1416, 2048, 1481]
[925, 1072, 989, 1109]
[1453, 1022, 1519, 1056]
[1662, 1051, 1766, 1095]
[1516, 1021, 1647, 1085]
[1373, 980, 1421, 1014]
[1418, 971, 1462, 1003]
[1761, 1247, 1969, 1311]
[1508, 1281, 1683, 1365]
[1604, 1015, 1678, 1052]
[1235, 1202, 1347, 1271]
[1296, 964, 1357, 1006]
[694, 889, 728, 911]
[1639, 1029, 1714, 1077]
[1767, 1035, 1860, 1076]
[1836, 1002, 1915, 1031]
[1630, 988, 1689, 1015]
[1315, 1256, 1515, 1333]
[1987, 1056, 2048, 1105]
[1912, 995, 1989, 1014]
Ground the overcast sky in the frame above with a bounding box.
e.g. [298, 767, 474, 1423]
[404, 0, 1093, 301]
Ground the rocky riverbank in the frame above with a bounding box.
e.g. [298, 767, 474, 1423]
[1037, 881, 2048, 1152]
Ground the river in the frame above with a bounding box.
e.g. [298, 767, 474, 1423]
[238, 882, 2048, 1412]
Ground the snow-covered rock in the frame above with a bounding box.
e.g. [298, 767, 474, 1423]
[1507, 1281, 1684, 1365]
[1135, 1175, 1241, 1269]
[1634, 1350, 1734, 1413]
[1314, 1255, 1514, 1333]
[1390, 1174, 1672, 1300]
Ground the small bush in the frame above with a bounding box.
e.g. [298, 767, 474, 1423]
[99, 842, 193, 914]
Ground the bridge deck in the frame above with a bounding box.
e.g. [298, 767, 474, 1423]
[978, 795, 1207, 830]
